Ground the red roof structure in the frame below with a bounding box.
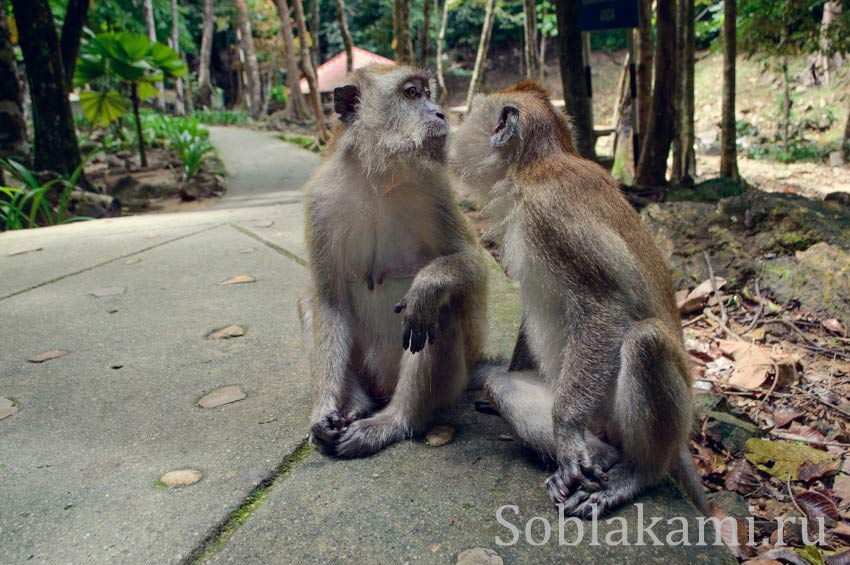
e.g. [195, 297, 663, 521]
[299, 47, 395, 94]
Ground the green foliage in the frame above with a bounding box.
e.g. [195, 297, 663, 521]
[738, 0, 824, 59]
[138, 113, 214, 180]
[0, 158, 92, 231]
[746, 139, 840, 163]
[79, 90, 127, 127]
[695, 1, 723, 49]
[192, 109, 251, 126]
[172, 132, 215, 180]
[269, 85, 288, 104]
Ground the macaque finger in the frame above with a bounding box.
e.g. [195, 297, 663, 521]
[393, 300, 406, 314]
[427, 326, 436, 344]
[402, 323, 412, 350]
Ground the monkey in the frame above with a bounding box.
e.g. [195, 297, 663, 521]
[298, 64, 488, 459]
[446, 81, 708, 518]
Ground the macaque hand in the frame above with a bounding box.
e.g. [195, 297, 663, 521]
[310, 409, 350, 455]
[394, 283, 444, 354]
[545, 443, 609, 508]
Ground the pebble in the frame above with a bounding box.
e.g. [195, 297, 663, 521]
[198, 385, 246, 408]
[207, 325, 246, 340]
[456, 547, 503, 565]
[159, 469, 202, 488]
[426, 425, 454, 447]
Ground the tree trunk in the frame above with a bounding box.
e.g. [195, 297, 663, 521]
[393, 0, 414, 64]
[556, 0, 596, 160]
[465, 0, 496, 109]
[522, 0, 540, 81]
[635, 0, 676, 186]
[131, 83, 148, 167]
[420, 0, 431, 64]
[436, 0, 449, 103]
[292, 0, 327, 141]
[60, 0, 89, 91]
[234, 0, 263, 119]
[334, 0, 354, 73]
[636, 0, 653, 144]
[275, 0, 309, 120]
[308, 0, 321, 68]
[683, 0, 696, 181]
[11, 0, 83, 177]
[818, 1, 842, 86]
[781, 57, 792, 153]
[0, 0, 29, 168]
[197, 0, 215, 109]
[842, 97, 850, 161]
[538, 1, 548, 82]
[170, 0, 185, 115]
[143, 0, 166, 111]
[672, 0, 695, 185]
[719, 0, 739, 179]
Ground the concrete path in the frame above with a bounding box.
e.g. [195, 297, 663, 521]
[0, 129, 730, 564]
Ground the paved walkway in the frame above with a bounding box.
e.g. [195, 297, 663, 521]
[0, 129, 729, 563]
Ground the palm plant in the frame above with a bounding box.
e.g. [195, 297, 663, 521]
[0, 158, 91, 231]
[75, 31, 186, 167]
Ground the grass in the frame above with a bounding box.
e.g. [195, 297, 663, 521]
[186, 439, 314, 564]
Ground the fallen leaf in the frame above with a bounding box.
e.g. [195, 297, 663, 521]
[797, 460, 840, 483]
[745, 438, 838, 479]
[90, 286, 126, 298]
[207, 324, 246, 340]
[0, 397, 17, 420]
[796, 490, 841, 521]
[750, 327, 766, 341]
[425, 425, 454, 447]
[28, 349, 68, 363]
[718, 340, 774, 389]
[772, 407, 803, 428]
[8, 247, 43, 256]
[821, 319, 846, 335]
[159, 469, 202, 488]
[833, 524, 850, 541]
[220, 274, 256, 285]
[742, 560, 782, 565]
[198, 385, 246, 409]
[773, 424, 830, 448]
[725, 458, 760, 494]
[826, 550, 850, 565]
[678, 277, 727, 315]
[832, 475, 850, 505]
[708, 502, 750, 559]
[756, 549, 808, 565]
[125, 258, 142, 265]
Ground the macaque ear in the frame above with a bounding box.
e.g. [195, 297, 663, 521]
[429, 78, 441, 103]
[490, 104, 520, 148]
[333, 84, 360, 123]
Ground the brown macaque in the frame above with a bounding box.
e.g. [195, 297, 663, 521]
[447, 81, 708, 518]
[299, 64, 487, 458]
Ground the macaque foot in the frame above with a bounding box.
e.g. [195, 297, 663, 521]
[556, 462, 646, 519]
[545, 461, 606, 504]
[334, 414, 407, 459]
[310, 409, 347, 455]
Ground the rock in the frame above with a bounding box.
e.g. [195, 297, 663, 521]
[829, 151, 846, 167]
[697, 126, 719, 145]
[425, 425, 454, 446]
[825, 192, 850, 207]
[700, 143, 721, 156]
[704, 411, 760, 453]
[68, 190, 120, 219]
[198, 385, 246, 408]
[707, 491, 751, 518]
[693, 393, 729, 421]
[207, 324, 246, 340]
[159, 469, 202, 488]
[0, 397, 18, 420]
[457, 548, 503, 565]
[762, 243, 850, 321]
[107, 174, 180, 201]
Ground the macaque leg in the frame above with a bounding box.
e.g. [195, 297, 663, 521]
[334, 320, 468, 458]
[558, 319, 692, 518]
[485, 371, 620, 467]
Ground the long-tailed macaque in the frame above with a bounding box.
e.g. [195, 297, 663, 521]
[299, 64, 487, 458]
[447, 81, 707, 518]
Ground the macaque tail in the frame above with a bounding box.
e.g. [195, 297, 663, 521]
[671, 446, 709, 514]
[468, 358, 507, 390]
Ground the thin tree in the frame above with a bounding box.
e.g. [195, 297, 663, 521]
[636, 0, 653, 143]
[421, 0, 432, 64]
[335, 0, 354, 73]
[143, 0, 166, 111]
[843, 97, 850, 161]
[393, 0, 415, 64]
[522, 0, 540, 80]
[817, 1, 842, 86]
[719, 0, 739, 179]
[672, 0, 695, 185]
[436, 0, 450, 103]
[60, 0, 89, 91]
[275, 0, 309, 119]
[635, 0, 676, 186]
[170, 0, 185, 115]
[309, 0, 321, 68]
[465, 0, 496, 109]
[10, 0, 83, 177]
[234, 0, 263, 119]
[197, 0, 215, 109]
[292, 0, 327, 141]
[0, 0, 28, 177]
[555, 0, 596, 159]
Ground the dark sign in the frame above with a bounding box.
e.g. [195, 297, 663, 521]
[580, 0, 639, 31]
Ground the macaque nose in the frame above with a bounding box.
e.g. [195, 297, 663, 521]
[435, 111, 446, 121]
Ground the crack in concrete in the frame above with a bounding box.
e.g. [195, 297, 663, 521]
[228, 223, 306, 267]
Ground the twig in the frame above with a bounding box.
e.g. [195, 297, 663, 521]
[768, 430, 850, 449]
[757, 362, 781, 409]
[794, 385, 850, 420]
[745, 278, 765, 335]
[787, 474, 806, 518]
[704, 308, 746, 341]
[703, 252, 729, 328]
[682, 313, 706, 327]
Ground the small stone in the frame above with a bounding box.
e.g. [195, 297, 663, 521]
[198, 385, 246, 408]
[125, 258, 142, 265]
[457, 547, 503, 565]
[28, 349, 68, 363]
[159, 469, 202, 488]
[90, 286, 126, 298]
[220, 274, 256, 285]
[704, 411, 760, 453]
[207, 325, 245, 340]
[828, 150, 846, 167]
[426, 425, 454, 447]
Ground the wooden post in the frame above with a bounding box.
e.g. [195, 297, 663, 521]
[582, 31, 594, 139]
[627, 28, 639, 170]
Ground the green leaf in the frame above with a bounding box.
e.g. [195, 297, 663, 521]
[80, 91, 127, 127]
[745, 438, 839, 480]
[137, 81, 159, 101]
[150, 42, 187, 77]
[115, 31, 152, 62]
[74, 54, 106, 85]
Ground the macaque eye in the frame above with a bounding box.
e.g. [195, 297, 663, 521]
[424, 89, 431, 99]
[404, 85, 419, 99]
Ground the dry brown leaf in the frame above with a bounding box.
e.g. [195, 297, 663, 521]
[678, 277, 728, 315]
[708, 502, 751, 559]
[756, 549, 808, 565]
[425, 425, 454, 446]
[718, 340, 774, 389]
[28, 349, 68, 363]
[772, 407, 803, 428]
[833, 524, 850, 541]
[826, 550, 850, 565]
[833, 475, 850, 505]
[774, 424, 829, 448]
[797, 459, 840, 483]
[198, 385, 246, 408]
[750, 327, 767, 341]
[207, 325, 245, 340]
[725, 458, 760, 494]
[220, 274, 256, 285]
[822, 318, 847, 335]
[796, 489, 841, 521]
[159, 469, 202, 487]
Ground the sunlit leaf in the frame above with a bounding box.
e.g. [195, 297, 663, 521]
[80, 90, 126, 127]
